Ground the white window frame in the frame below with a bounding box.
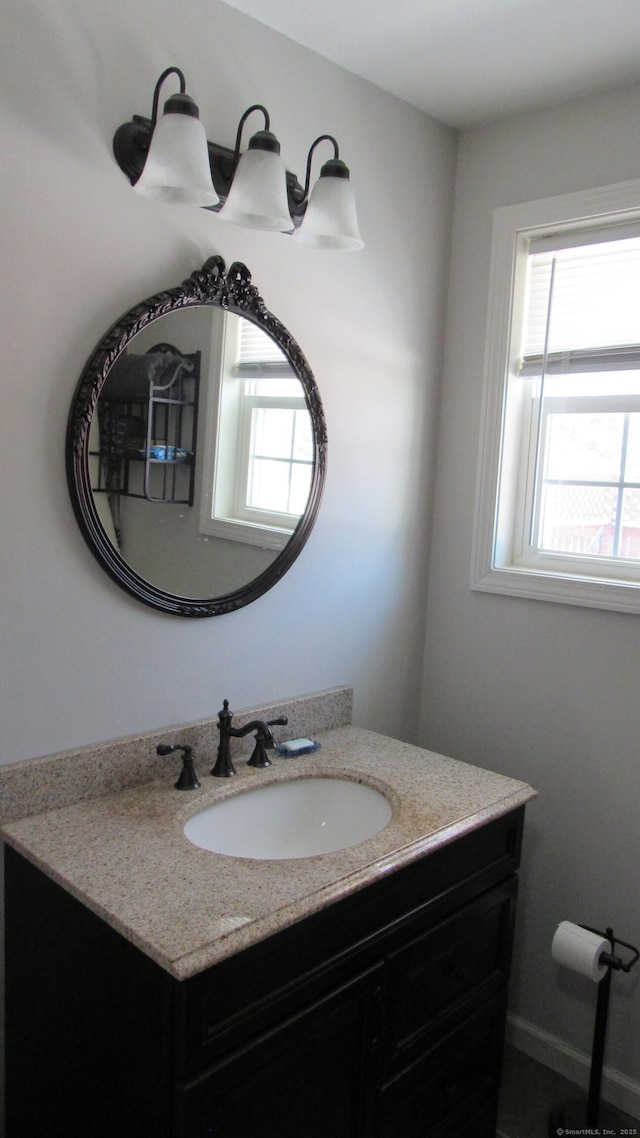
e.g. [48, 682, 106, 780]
[471, 179, 640, 614]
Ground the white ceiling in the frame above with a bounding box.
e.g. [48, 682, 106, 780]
[220, 0, 640, 128]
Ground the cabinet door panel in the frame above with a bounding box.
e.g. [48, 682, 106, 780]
[176, 966, 383, 1138]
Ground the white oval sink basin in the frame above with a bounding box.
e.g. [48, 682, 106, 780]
[183, 777, 393, 860]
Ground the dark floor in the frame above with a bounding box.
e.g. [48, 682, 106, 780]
[497, 1045, 639, 1138]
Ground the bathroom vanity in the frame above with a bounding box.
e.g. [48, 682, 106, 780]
[3, 724, 535, 1137]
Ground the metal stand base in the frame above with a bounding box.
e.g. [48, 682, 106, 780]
[549, 1097, 629, 1135]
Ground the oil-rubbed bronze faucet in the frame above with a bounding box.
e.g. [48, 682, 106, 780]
[212, 699, 288, 777]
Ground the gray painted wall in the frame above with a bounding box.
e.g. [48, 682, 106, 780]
[0, 0, 455, 764]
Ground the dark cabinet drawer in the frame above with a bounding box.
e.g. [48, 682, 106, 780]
[377, 993, 507, 1138]
[386, 878, 517, 1066]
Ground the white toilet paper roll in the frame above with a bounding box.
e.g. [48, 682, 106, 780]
[551, 921, 610, 982]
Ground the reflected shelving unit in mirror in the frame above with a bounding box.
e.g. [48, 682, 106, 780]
[91, 342, 201, 531]
[66, 257, 327, 617]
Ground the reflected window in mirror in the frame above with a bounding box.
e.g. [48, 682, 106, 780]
[201, 316, 313, 551]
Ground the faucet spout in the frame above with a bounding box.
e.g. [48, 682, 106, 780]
[211, 700, 288, 776]
[212, 700, 237, 777]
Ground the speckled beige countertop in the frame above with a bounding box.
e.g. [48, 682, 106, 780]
[1, 725, 535, 981]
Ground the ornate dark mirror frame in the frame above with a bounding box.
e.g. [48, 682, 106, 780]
[66, 256, 327, 617]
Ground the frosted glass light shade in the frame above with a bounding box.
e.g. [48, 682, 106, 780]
[134, 113, 219, 206]
[219, 147, 293, 232]
[294, 174, 363, 251]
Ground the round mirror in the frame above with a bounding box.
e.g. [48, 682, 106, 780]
[66, 257, 327, 616]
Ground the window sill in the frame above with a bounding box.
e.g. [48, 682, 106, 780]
[201, 516, 292, 551]
[471, 562, 640, 614]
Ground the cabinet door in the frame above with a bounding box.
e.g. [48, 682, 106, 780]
[175, 965, 384, 1138]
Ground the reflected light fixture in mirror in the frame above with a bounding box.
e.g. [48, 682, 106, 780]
[113, 68, 363, 249]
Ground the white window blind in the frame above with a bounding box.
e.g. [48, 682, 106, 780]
[232, 320, 294, 378]
[520, 232, 640, 376]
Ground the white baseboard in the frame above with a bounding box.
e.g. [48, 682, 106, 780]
[506, 1012, 640, 1122]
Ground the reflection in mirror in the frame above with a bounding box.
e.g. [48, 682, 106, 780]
[201, 315, 313, 549]
[67, 258, 327, 617]
[92, 309, 310, 598]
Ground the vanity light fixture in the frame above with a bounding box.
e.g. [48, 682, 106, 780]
[112, 68, 363, 249]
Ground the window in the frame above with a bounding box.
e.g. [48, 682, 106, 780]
[200, 314, 313, 550]
[472, 180, 640, 613]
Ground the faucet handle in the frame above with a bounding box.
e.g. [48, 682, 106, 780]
[267, 715, 288, 728]
[247, 732, 271, 769]
[247, 717, 288, 768]
[157, 743, 201, 791]
[218, 699, 233, 725]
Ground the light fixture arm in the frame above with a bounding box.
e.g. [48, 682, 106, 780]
[148, 67, 187, 129]
[302, 135, 340, 202]
[230, 104, 271, 171]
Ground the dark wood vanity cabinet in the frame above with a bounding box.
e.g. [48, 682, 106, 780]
[5, 807, 525, 1138]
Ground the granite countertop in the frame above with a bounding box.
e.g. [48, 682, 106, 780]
[1, 725, 535, 981]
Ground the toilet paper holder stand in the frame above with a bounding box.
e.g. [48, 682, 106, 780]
[548, 925, 638, 1136]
